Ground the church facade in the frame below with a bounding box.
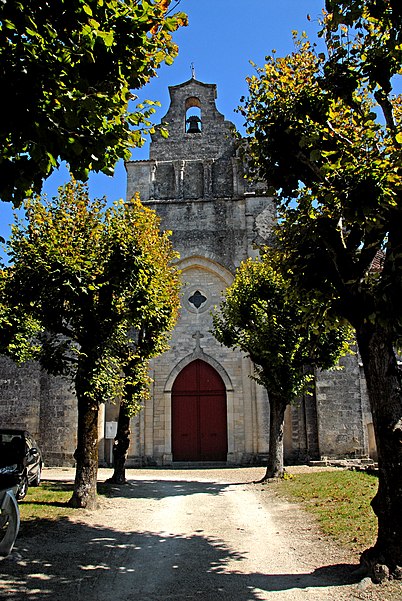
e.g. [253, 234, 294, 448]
[0, 78, 377, 466]
[120, 77, 376, 467]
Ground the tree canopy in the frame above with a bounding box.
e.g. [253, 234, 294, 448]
[213, 255, 349, 478]
[324, 0, 402, 99]
[240, 0, 402, 579]
[0, 0, 187, 205]
[0, 180, 180, 507]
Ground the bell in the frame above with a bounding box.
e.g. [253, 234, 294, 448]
[186, 115, 201, 133]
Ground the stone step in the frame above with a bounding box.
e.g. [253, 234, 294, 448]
[170, 461, 229, 469]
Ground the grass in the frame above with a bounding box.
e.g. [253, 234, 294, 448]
[18, 481, 75, 523]
[275, 471, 402, 600]
[17, 481, 110, 525]
[276, 469, 378, 553]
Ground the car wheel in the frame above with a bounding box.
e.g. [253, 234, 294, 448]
[16, 474, 28, 500]
[32, 465, 42, 487]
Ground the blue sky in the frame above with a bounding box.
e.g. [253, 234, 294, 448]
[0, 0, 325, 248]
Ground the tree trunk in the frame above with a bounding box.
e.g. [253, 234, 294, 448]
[69, 361, 99, 509]
[356, 322, 402, 581]
[262, 394, 287, 480]
[106, 403, 131, 485]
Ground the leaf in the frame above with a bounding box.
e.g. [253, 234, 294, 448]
[97, 30, 114, 47]
[82, 4, 93, 16]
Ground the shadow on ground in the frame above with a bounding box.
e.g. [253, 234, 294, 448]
[0, 517, 360, 601]
[39, 477, 234, 502]
[103, 478, 236, 501]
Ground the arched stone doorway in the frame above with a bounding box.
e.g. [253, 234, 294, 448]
[172, 359, 228, 461]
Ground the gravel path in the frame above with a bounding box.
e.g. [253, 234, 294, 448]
[1, 467, 401, 600]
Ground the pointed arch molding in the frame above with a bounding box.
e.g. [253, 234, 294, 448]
[176, 255, 234, 287]
[164, 353, 234, 393]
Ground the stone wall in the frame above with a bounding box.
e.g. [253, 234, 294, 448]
[0, 357, 41, 439]
[315, 352, 366, 458]
[38, 373, 77, 466]
[0, 356, 77, 465]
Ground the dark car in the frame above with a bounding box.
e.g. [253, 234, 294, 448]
[0, 429, 43, 500]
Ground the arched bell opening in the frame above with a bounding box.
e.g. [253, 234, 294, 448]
[185, 96, 202, 133]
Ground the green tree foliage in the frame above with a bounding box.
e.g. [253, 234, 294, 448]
[213, 256, 349, 480]
[324, 0, 402, 103]
[240, 1, 402, 580]
[0, 0, 187, 205]
[0, 181, 180, 508]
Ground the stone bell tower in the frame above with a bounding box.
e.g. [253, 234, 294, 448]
[127, 78, 274, 272]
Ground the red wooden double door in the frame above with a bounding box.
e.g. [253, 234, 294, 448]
[172, 359, 228, 461]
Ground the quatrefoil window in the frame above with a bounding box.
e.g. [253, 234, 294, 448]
[188, 290, 207, 309]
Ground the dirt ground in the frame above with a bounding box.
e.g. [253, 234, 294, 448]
[1, 466, 401, 600]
